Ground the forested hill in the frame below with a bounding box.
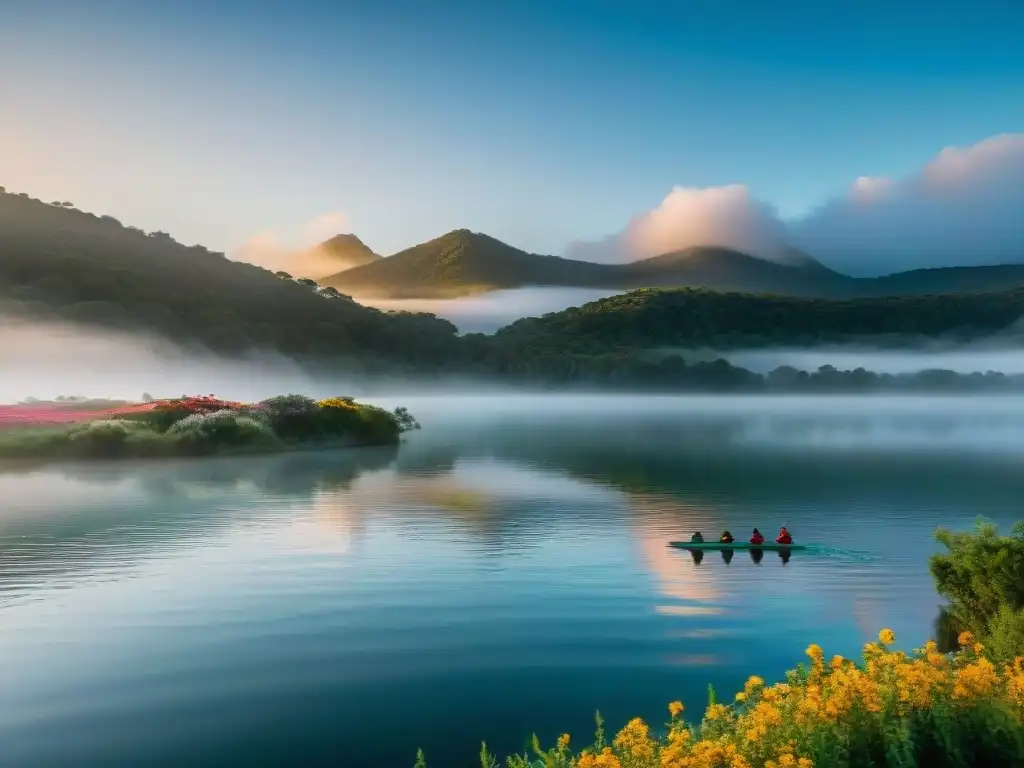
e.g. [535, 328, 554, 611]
[493, 288, 1024, 352]
[0, 189, 461, 368]
[321, 229, 849, 298]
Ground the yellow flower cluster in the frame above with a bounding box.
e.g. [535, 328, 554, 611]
[317, 397, 359, 411]
[495, 628, 1024, 768]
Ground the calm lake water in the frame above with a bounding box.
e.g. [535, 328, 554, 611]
[0, 395, 1022, 767]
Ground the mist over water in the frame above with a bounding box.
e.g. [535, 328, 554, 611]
[358, 286, 625, 333]
[4, 307, 1024, 404]
[727, 346, 1024, 375]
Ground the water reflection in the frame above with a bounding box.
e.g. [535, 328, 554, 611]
[0, 398, 1021, 768]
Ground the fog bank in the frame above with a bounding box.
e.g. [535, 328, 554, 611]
[358, 287, 624, 333]
[0, 318, 323, 402]
[724, 346, 1024, 376]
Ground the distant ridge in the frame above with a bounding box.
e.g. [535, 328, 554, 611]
[321, 228, 1024, 299]
[322, 231, 850, 298]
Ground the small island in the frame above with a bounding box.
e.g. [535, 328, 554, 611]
[0, 394, 420, 461]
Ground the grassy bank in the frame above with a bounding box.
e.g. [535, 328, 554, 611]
[0, 394, 419, 461]
[417, 521, 1024, 768]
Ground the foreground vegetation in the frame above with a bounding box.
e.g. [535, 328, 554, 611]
[415, 521, 1024, 768]
[0, 394, 419, 461]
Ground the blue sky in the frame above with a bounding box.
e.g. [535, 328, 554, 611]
[1, 0, 1022, 268]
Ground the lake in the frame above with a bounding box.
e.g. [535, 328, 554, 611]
[0, 395, 1021, 767]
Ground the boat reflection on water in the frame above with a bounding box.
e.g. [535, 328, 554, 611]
[684, 546, 796, 567]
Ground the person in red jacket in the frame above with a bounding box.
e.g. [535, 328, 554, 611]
[749, 528, 765, 545]
[776, 527, 793, 545]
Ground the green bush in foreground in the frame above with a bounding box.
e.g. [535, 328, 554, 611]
[0, 394, 419, 461]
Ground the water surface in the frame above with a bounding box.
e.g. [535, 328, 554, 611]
[0, 395, 1020, 767]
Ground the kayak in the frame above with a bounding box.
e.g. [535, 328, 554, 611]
[670, 541, 807, 551]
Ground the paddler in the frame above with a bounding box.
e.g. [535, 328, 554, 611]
[776, 526, 793, 545]
[719, 530, 734, 543]
[749, 528, 765, 545]
[690, 531, 704, 543]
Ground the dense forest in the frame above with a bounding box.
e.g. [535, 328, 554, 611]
[494, 288, 1024, 353]
[3, 188, 1024, 394]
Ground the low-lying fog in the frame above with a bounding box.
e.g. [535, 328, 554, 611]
[3, 315, 1024, 405]
[727, 347, 1024, 375]
[358, 287, 624, 333]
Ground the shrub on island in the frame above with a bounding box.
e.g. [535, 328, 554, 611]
[0, 394, 419, 461]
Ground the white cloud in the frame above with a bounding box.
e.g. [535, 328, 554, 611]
[565, 133, 1024, 276]
[566, 184, 789, 263]
[300, 211, 350, 247]
[230, 211, 351, 278]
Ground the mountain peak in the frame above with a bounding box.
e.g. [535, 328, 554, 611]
[304, 233, 380, 274]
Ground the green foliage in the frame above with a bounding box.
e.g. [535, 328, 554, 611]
[166, 411, 282, 455]
[259, 395, 321, 441]
[986, 606, 1024, 664]
[930, 519, 1024, 657]
[496, 288, 1024, 352]
[393, 406, 421, 432]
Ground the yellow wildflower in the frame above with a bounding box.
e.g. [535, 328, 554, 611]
[953, 657, 999, 700]
[958, 630, 975, 647]
[878, 628, 896, 645]
[704, 703, 731, 721]
[557, 733, 571, 751]
[658, 728, 690, 768]
[577, 748, 622, 768]
[734, 692, 747, 703]
[613, 718, 655, 762]
[805, 644, 824, 665]
[668, 700, 684, 718]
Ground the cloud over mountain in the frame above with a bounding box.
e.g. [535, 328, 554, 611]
[231, 211, 356, 278]
[565, 185, 789, 264]
[566, 134, 1024, 276]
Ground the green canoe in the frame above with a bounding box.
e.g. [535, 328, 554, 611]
[670, 541, 807, 551]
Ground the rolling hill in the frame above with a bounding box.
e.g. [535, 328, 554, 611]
[493, 287, 1024, 352]
[0, 189, 461, 366]
[321, 230, 849, 298]
[321, 228, 1024, 300]
[320, 229, 622, 297]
